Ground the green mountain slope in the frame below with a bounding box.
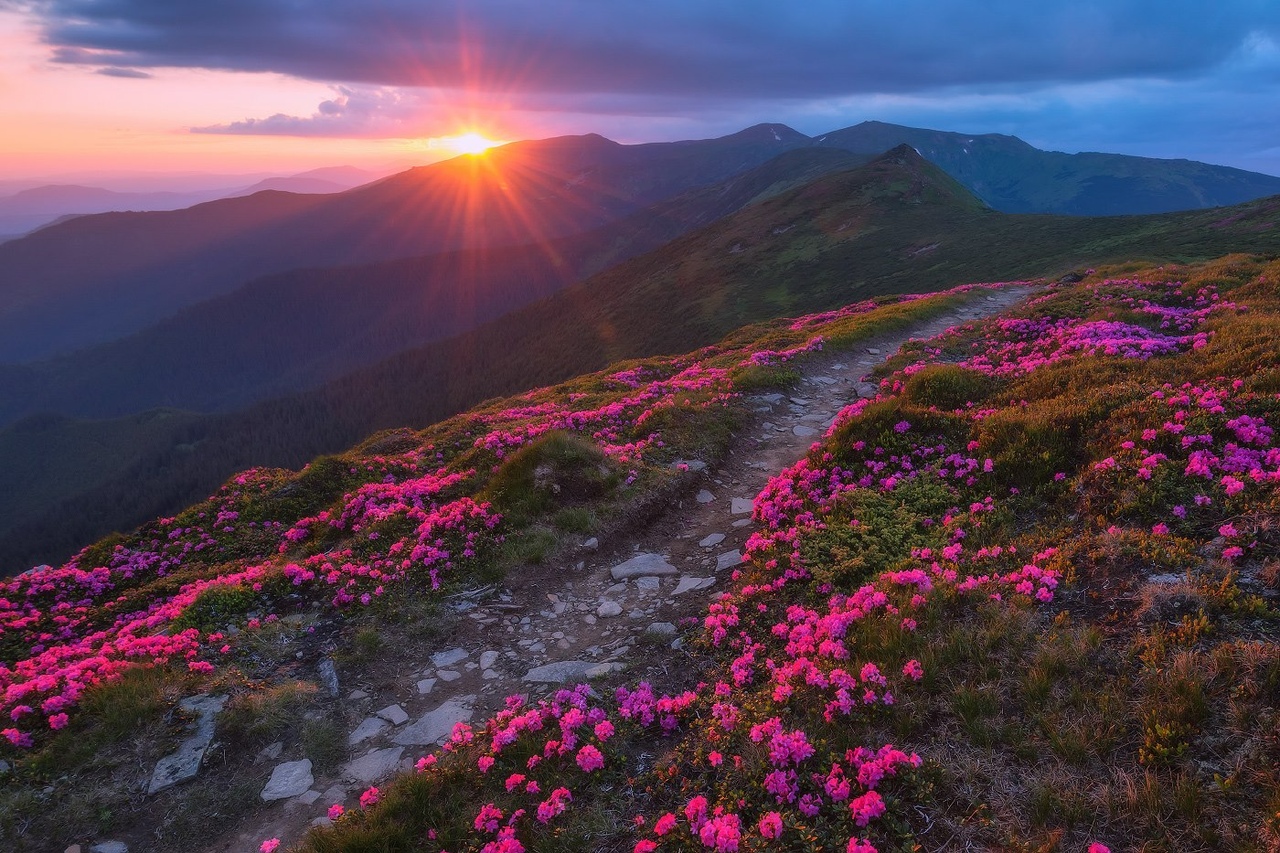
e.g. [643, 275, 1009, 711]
[816, 120, 1280, 214]
[3, 148, 1280, 573]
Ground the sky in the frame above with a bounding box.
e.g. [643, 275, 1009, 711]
[3, 1, 1280, 184]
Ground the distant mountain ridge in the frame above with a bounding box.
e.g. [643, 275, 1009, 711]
[0, 126, 809, 362]
[0, 148, 865, 425]
[813, 121, 1280, 215]
[1, 120, 1277, 362]
[4, 146, 1280, 573]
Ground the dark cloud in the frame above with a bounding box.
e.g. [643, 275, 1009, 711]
[25, 1, 1280, 97]
[17, 1, 1280, 174]
[95, 66, 152, 78]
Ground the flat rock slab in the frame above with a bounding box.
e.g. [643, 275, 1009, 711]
[696, 489, 715, 504]
[596, 601, 623, 618]
[611, 553, 678, 580]
[792, 425, 817, 437]
[731, 498, 753, 515]
[716, 550, 744, 571]
[261, 759, 314, 801]
[348, 716, 389, 746]
[699, 533, 725, 548]
[343, 747, 404, 784]
[523, 660, 614, 684]
[635, 576, 662, 592]
[431, 647, 469, 668]
[392, 696, 476, 746]
[146, 694, 228, 795]
[376, 704, 409, 726]
[674, 576, 715, 595]
[90, 843, 128, 853]
[479, 650, 500, 669]
[646, 622, 677, 636]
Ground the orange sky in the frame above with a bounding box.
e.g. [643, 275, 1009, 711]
[0, 11, 486, 180]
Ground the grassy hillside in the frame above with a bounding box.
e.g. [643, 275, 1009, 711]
[3, 148, 1280, 573]
[2, 256, 1279, 852]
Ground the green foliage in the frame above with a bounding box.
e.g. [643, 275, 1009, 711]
[900, 363, 999, 411]
[482, 432, 617, 525]
[220, 681, 319, 747]
[804, 477, 955, 587]
[170, 583, 262, 633]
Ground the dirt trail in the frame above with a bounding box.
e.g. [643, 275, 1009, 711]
[202, 286, 1036, 853]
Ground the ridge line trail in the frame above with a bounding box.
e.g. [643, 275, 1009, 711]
[208, 284, 1037, 853]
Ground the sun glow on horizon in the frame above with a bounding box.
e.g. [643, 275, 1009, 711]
[434, 131, 501, 156]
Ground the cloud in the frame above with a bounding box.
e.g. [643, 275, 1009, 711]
[17, 1, 1280, 174]
[24, 1, 1280, 97]
[192, 87, 434, 137]
[95, 66, 151, 78]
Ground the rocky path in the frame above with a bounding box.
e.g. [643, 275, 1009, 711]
[197, 286, 1035, 853]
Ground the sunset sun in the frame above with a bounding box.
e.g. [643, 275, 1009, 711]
[440, 131, 499, 155]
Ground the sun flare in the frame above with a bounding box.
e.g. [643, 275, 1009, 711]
[438, 131, 500, 156]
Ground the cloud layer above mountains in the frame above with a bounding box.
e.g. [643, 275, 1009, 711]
[16, 0, 1280, 170]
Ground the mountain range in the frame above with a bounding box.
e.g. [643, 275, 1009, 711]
[3, 121, 1280, 364]
[0, 166, 383, 242]
[2, 140, 1279, 573]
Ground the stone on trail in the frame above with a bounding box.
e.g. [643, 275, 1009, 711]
[317, 658, 340, 697]
[348, 716, 389, 746]
[732, 518, 753, 528]
[375, 704, 409, 726]
[437, 669, 462, 682]
[261, 759, 314, 801]
[342, 747, 405, 784]
[635, 575, 662, 592]
[393, 696, 476, 746]
[611, 553, 678, 580]
[89, 843, 128, 853]
[646, 622, 677, 637]
[674, 576, 715, 595]
[699, 533, 725, 548]
[431, 647, 469, 668]
[479, 650, 500, 669]
[416, 677, 437, 695]
[146, 694, 227, 795]
[731, 498, 753, 515]
[523, 660, 613, 683]
[696, 489, 715, 504]
[792, 425, 817, 437]
[596, 600, 623, 618]
[716, 550, 744, 571]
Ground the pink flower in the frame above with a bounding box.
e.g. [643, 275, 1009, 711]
[576, 743, 604, 772]
[259, 840, 280, 853]
[359, 786, 381, 809]
[634, 842, 658, 853]
[653, 812, 677, 836]
[478, 755, 495, 772]
[1088, 845, 1111, 853]
[758, 811, 784, 839]
[327, 804, 344, 820]
[48, 712, 69, 730]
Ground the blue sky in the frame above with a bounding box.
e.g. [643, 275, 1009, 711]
[5, 0, 1280, 175]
